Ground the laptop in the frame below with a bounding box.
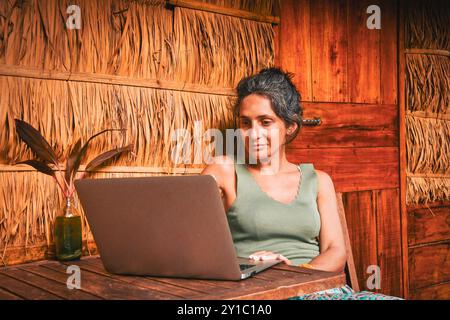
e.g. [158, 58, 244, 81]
[74, 174, 281, 280]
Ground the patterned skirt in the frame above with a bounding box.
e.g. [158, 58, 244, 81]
[288, 285, 403, 300]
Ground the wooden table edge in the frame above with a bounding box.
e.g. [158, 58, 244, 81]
[200, 272, 347, 300]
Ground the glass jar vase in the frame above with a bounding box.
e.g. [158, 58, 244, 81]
[54, 196, 82, 261]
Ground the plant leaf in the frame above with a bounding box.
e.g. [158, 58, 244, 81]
[85, 144, 134, 171]
[14, 119, 59, 165]
[16, 159, 55, 177]
[65, 138, 82, 184]
[71, 129, 127, 178]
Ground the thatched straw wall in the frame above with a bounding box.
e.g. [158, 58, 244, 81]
[404, 0, 449, 205]
[405, 0, 450, 51]
[0, 0, 276, 265]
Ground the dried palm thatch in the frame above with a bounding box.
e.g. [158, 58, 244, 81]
[0, 0, 274, 84]
[404, 0, 450, 205]
[405, 114, 450, 204]
[0, 0, 174, 77]
[406, 54, 449, 114]
[405, 0, 450, 51]
[173, 7, 274, 87]
[406, 115, 450, 174]
[0, 76, 236, 167]
[406, 176, 450, 205]
[0, 0, 275, 265]
[202, 0, 275, 16]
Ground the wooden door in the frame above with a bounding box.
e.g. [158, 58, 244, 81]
[276, 0, 402, 297]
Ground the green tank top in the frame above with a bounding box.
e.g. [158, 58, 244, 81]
[226, 161, 321, 266]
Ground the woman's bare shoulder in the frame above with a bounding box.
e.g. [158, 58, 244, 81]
[314, 169, 330, 179]
[314, 169, 336, 197]
[200, 156, 235, 186]
[211, 155, 235, 166]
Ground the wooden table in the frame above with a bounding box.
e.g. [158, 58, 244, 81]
[0, 255, 346, 300]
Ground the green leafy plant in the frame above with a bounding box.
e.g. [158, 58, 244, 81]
[14, 119, 134, 199]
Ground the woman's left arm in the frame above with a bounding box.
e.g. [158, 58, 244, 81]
[306, 170, 347, 272]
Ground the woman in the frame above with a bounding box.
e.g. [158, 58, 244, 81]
[201, 68, 401, 300]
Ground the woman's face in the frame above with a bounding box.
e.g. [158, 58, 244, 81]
[238, 94, 295, 163]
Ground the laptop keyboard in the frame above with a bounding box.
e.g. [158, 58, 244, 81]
[239, 264, 255, 271]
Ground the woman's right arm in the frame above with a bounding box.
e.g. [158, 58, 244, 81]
[200, 156, 233, 208]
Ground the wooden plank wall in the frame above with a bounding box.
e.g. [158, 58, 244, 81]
[401, 0, 450, 300]
[276, 0, 402, 297]
[408, 201, 450, 299]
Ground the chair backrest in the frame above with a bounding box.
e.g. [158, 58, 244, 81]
[335, 192, 360, 292]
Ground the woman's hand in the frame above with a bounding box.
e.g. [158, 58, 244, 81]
[249, 251, 293, 265]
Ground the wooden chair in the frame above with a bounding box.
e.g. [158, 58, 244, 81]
[336, 192, 360, 292]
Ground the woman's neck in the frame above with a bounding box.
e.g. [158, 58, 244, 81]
[246, 149, 290, 175]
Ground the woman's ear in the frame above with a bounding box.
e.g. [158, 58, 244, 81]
[286, 122, 298, 135]
[284, 122, 299, 145]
